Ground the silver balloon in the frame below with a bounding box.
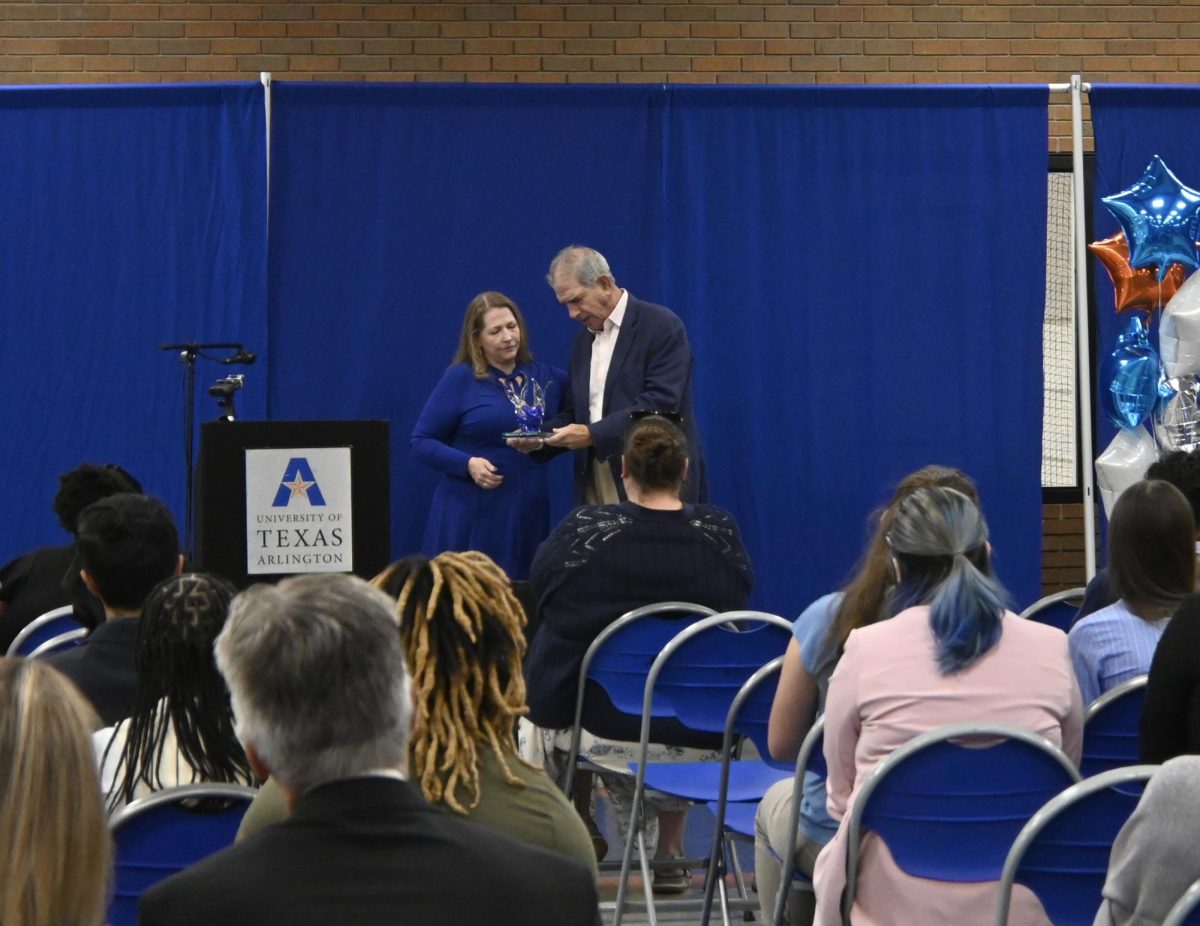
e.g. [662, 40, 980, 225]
[1161, 269, 1200, 379]
[1096, 424, 1159, 518]
[1155, 376, 1200, 454]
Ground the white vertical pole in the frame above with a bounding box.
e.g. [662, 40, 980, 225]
[260, 71, 272, 200]
[1070, 74, 1096, 579]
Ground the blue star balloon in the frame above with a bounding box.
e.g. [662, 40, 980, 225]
[1103, 155, 1200, 281]
[1100, 314, 1163, 430]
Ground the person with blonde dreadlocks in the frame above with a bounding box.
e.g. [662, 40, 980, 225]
[236, 551, 597, 875]
[96, 573, 254, 809]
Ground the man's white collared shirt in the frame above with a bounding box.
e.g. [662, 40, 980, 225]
[588, 290, 628, 424]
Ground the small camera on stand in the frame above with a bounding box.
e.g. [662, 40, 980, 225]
[209, 374, 244, 421]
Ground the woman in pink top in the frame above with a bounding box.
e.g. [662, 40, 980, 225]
[811, 486, 1084, 926]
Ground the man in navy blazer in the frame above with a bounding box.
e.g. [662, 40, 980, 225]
[540, 245, 707, 504]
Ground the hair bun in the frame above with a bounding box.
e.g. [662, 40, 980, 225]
[624, 417, 687, 492]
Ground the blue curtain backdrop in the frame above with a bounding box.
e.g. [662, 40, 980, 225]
[0, 84, 267, 564]
[1090, 86, 1200, 467]
[661, 86, 1048, 610]
[268, 83, 1048, 612]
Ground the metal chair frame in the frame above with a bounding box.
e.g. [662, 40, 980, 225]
[612, 610, 792, 926]
[1085, 674, 1149, 722]
[28, 626, 88, 658]
[6, 604, 82, 656]
[1081, 674, 1149, 776]
[1018, 587, 1087, 632]
[1164, 877, 1200, 926]
[697, 655, 786, 926]
[993, 764, 1157, 926]
[767, 714, 827, 926]
[110, 781, 259, 826]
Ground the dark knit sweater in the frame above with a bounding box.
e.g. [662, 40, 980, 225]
[524, 501, 753, 733]
[1141, 593, 1200, 763]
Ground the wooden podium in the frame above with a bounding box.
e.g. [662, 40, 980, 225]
[194, 420, 389, 588]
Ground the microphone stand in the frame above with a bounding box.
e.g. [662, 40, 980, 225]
[160, 341, 249, 559]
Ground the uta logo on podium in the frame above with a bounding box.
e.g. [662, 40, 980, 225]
[271, 458, 328, 507]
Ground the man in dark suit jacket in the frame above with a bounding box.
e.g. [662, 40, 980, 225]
[138, 573, 599, 926]
[539, 245, 707, 504]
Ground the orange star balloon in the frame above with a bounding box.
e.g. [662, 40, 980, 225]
[1090, 230, 1187, 320]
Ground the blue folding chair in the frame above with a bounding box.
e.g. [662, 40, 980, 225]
[842, 723, 1082, 926]
[108, 783, 257, 926]
[561, 601, 717, 795]
[994, 764, 1156, 926]
[689, 655, 791, 925]
[614, 611, 792, 926]
[1019, 587, 1085, 633]
[6, 605, 84, 657]
[29, 627, 88, 658]
[1081, 675, 1148, 776]
[701, 710, 827, 926]
[758, 714, 827, 926]
[1165, 878, 1200, 926]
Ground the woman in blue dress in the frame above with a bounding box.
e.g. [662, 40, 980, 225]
[412, 292, 565, 580]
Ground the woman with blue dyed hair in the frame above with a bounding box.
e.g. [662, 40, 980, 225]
[756, 465, 979, 926]
[810, 486, 1084, 926]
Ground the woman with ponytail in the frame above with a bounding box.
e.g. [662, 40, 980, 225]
[756, 465, 980, 926]
[810, 486, 1083, 926]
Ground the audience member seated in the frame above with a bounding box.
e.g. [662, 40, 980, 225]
[811, 486, 1083, 926]
[0, 657, 110, 926]
[96, 573, 254, 810]
[755, 465, 978, 926]
[523, 412, 753, 887]
[238, 552, 596, 875]
[1074, 449, 1200, 624]
[0, 462, 140, 650]
[1140, 590, 1200, 763]
[44, 493, 181, 727]
[1094, 756, 1200, 925]
[1069, 480, 1195, 705]
[138, 574, 599, 926]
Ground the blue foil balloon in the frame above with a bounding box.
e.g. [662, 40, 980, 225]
[1103, 155, 1200, 280]
[1101, 315, 1162, 430]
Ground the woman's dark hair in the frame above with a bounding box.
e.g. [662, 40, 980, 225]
[52, 462, 142, 535]
[623, 414, 687, 492]
[827, 465, 979, 656]
[1109, 480, 1196, 620]
[1145, 451, 1200, 525]
[886, 485, 1008, 675]
[104, 573, 251, 809]
[373, 551, 530, 816]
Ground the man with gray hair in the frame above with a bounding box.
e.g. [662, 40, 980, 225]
[139, 573, 599, 926]
[530, 245, 707, 504]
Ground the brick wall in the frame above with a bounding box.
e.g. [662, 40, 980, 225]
[1042, 502, 1095, 596]
[2, 1, 1197, 151]
[4, 0, 1140, 592]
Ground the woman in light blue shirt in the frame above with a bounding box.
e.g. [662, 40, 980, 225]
[1069, 480, 1195, 706]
